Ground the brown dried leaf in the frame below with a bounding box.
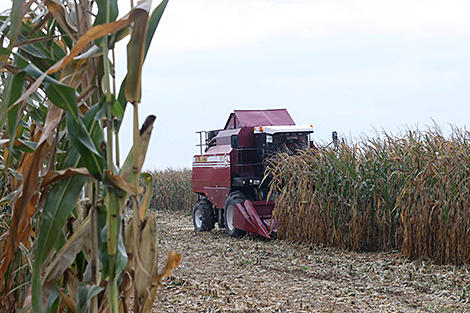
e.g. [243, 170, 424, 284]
[44, 0, 78, 40]
[125, 3, 150, 104]
[0, 136, 51, 277]
[134, 215, 158, 313]
[41, 218, 91, 308]
[41, 167, 92, 188]
[37, 104, 63, 147]
[26, 12, 53, 37]
[105, 170, 141, 195]
[138, 250, 180, 313]
[12, 1, 152, 108]
[48, 0, 153, 75]
[150, 251, 181, 288]
[58, 288, 77, 313]
[60, 59, 89, 90]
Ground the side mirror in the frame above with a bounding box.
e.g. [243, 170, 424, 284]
[332, 131, 338, 141]
[332, 131, 338, 148]
[231, 134, 239, 149]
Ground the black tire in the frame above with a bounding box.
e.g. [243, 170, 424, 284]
[193, 198, 216, 232]
[224, 191, 247, 237]
[217, 209, 225, 229]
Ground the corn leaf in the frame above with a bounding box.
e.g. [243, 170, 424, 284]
[76, 283, 104, 313]
[65, 113, 104, 180]
[7, 71, 25, 150]
[37, 104, 63, 147]
[41, 168, 92, 188]
[139, 173, 153, 219]
[44, 0, 78, 39]
[44, 82, 79, 122]
[144, 0, 169, 60]
[0, 139, 37, 152]
[0, 140, 50, 278]
[120, 115, 156, 182]
[134, 215, 158, 313]
[11, 7, 147, 109]
[32, 173, 87, 313]
[8, 0, 24, 50]
[0, 106, 61, 272]
[48, 1, 152, 75]
[17, 34, 52, 59]
[114, 0, 167, 130]
[41, 218, 91, 309]
[150, 250, 181, 288]
[114, 77, 128, 132]
[58, 288, 77, 313]
[104, 170, 139, 196]
[125, 0, 152, 104]
[44, 285, 59, 313]
[100, 212, 128, 279]
[93, 0, 119, 26]
[0, 73, 13, 130]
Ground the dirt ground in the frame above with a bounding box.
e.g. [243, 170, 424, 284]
[150, 210, 470, 313]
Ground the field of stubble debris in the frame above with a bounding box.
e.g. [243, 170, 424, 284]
[148, 211, 470, 313]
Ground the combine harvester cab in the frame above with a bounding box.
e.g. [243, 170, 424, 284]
[192, 109, 314, 238]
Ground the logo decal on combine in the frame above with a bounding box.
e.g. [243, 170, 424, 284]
[193, 154, 230, 169]
[194, 156, 208, 162]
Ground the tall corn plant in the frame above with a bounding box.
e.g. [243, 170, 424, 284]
[266, 128, 470, 265]
[0, 0, 180, 312]
[148, 167, 197, 214]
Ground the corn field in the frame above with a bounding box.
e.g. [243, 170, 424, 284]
[147, 167, 197, 213]
[0, 1, 181, 312]
[266, 127, 470, 265]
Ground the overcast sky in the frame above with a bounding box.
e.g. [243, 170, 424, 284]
[114, 0, 470, 170]
[5, 0, 470, 169]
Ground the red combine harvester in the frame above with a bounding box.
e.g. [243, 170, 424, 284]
[192, 109, 314, 238]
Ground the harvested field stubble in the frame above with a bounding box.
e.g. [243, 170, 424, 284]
[266, 127, 470, 265]
[152, 210, 470, 312]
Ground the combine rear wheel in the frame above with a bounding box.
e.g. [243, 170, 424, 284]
[193, 198, 216, 231]
[224, 191, 247, 237]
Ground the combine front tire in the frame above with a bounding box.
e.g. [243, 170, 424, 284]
[224, 191, 247, 237]
[193, 198, 216, 232]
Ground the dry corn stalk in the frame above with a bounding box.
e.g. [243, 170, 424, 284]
[265, 126, 470, 265]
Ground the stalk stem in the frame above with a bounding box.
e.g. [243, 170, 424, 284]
[103, 0, 113, 172]
[115, 131, 120, 168]
[102, 1, 118, 313]
[90, 183, 99, 313]
[132, 103, 140, 198]
[104, 48, 113, 173]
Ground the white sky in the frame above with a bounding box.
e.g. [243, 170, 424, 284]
[3, 0, 470, 169]
[118, 0, 470, 169]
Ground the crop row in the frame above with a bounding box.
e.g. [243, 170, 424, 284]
[266, 127, 470, 265]
[146, 167, 197, 214]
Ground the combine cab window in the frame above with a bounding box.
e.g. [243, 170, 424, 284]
[267, 133, 309, 152]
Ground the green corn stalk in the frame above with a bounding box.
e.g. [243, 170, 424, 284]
[0, 0, 171, 311]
